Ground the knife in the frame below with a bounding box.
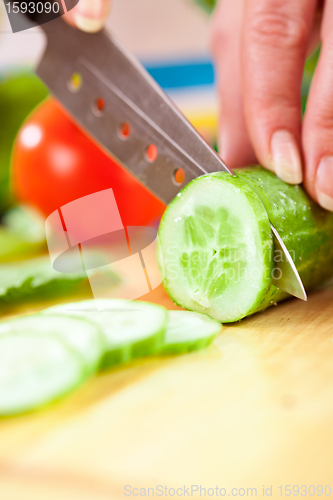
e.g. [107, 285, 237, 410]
[12, 11, 307, 300]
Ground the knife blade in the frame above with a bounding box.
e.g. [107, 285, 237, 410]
[32, 16, 306, 300]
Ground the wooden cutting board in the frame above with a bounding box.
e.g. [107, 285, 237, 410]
[1, 278, 333, 500]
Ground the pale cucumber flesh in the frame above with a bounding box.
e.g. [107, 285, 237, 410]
[161, 310, 222, 354]
[0, 314, 104, 374]
[0, 333, 84, 415]
[158, 173, 273, 322]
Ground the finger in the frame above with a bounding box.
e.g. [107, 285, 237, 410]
[241, 0, 317, 184]
[306, 5, 322, 57]
[210, 0, 257, 168]
[303, 0, 333, 210]
[64, 0, 111, 32]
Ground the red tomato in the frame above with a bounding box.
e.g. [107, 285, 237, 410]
[12, 98, 165, 226]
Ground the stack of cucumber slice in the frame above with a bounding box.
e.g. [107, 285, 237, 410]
[0, 299, 222, 416]
[44, 299, 168, 369]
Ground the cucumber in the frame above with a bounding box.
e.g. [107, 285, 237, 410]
[0, 254, 118, 306]
[237, 167, 333, 292]
[161, 310, 222, 354]
[44, 299, 168, 368]
[0, 314, 104, 374]
[0, 256, 87, 304]
[0, 205, 46, 262]
[158, 172, 273, 322]
[157, 167, 333, 323]
[0, 332, 84, 416]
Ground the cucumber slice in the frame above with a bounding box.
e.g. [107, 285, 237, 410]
[0, 333, 84, 416]
[0, 315, 104, 374]
[157, 172, 273, 322]
[44, 299, 168, 368]
[0, 253, 118, 306]
[0, 256, 87, 304]
[162, 310, 222, 354]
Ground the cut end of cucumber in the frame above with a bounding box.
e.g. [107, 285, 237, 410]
[158, 173, 274, 322]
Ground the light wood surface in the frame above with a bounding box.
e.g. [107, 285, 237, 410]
[1, 279, 333, 499]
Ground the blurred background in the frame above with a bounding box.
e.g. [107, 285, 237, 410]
[0, 0, 218, 147]
[0, 0, 221, 315]
[0, 0, 318, 290]
[0, 0, 220, 265]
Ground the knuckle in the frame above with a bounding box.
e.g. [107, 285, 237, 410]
[247, 8, 308, 51]
[311, 107, 333, 132]
[256, 98, 300, 126]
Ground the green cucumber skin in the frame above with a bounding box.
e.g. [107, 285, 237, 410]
[238, 167, 333, 295]
[161, 334, 216, 355]
[99, 325, 165, 370]
[158, 172, 274, 322]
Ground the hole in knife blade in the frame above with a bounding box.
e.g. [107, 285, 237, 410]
[118, 122, 131, 140]
[68, 73, 82, 93]
[145, 144, 158, 163]
[173, 168, 185, 185]
[92, 98, 105, 116]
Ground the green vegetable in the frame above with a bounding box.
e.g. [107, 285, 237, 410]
[0, 254, 118, 307]
[2, 204, 45, 243]
[158, 171, 273, 322]
[194, 0, 217, 13]
[0, 227, 44, 262]
[0, 332, 84, 416]
[161, 310, 222, 354]
[0, 301, 221, 415]
[157, 167, 333, 323]
[0, 72, 48, 212]
[0, 205, 46, 262]
[301, 47, 320, 114]
[44, 299, 168, 368]
[0, 255, 89, 305]
[237, 167, 333, 293]
[0, 315, 104, 374]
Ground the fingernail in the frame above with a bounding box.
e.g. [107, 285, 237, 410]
[270, 130, 303, 184]
[74, 0, 105, 32]
[316, 156, 333, 211]
[74, 15, 104, 32]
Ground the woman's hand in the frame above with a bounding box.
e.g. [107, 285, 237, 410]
[210, 0, 333, 211]
[64, 0, 111, 33]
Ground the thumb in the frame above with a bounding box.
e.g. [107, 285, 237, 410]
[64, 0, 111, 33]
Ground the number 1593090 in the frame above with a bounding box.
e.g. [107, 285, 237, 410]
[278, 485, 331, 496]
